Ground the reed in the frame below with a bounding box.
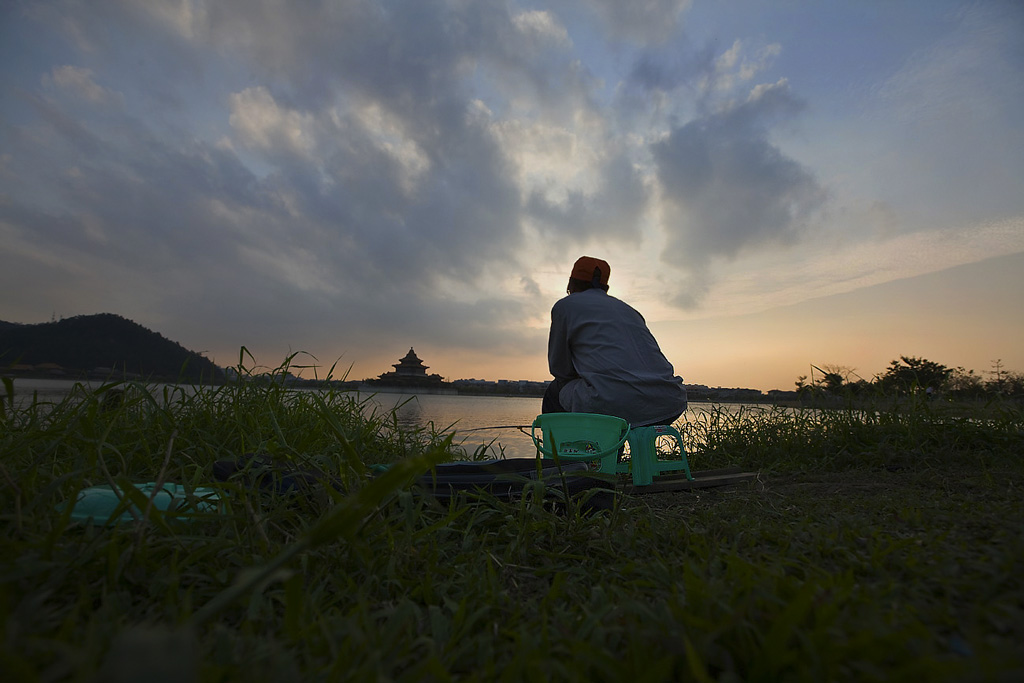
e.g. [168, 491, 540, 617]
[1, 362, 1021, 681]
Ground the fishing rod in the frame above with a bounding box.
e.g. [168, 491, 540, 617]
[457, 424, 532, 433]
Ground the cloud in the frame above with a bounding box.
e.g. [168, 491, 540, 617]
[512, 10, 571, 48]
[2, 0, 576, 368]
[48, 65, 122, 106]
[625, 33, 780, 102]
[228, 87, 317, 158]
[689, 216, 1024, 319]
[701, 40, 782, 94]
[652, 79, 826, 306]
[525, 151, 650, 243]
[0, 1, 820, 343]
[585, 0, 693, 44]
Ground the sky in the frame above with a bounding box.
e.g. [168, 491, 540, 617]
[2, 0, 1023, 391]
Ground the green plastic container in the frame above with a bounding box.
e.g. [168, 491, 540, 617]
[65, 483, 221, 525]
[531, 412, 630, 463]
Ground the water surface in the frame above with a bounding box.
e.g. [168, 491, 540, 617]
[8, 378, 756, 459]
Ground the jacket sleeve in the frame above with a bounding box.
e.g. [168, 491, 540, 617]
[547, 302, 577, 380]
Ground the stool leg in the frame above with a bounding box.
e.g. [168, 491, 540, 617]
[628, 430, 656, 486]
[667, 431, 693, 481]
[649, 427, 692, 481]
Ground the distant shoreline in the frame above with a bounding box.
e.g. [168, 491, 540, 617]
[6, 372, 791, 405]
[4, 360, 789, 403]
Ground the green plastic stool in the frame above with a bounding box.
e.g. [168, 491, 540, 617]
[531, 413, 630, 463]
[613, 424, 693, 485]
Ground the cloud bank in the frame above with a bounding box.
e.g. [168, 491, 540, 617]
[1, 0, 1021, 379]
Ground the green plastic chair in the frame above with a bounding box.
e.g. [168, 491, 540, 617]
[531, 413, 630, 463]
[612, 424, 693, 485]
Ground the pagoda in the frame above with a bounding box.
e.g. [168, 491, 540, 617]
[391, 348, 428, 378]
[376, 347, 444, 385]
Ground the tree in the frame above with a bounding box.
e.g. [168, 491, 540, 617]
[987, 360, 1024, 398]
[811, 364, 856, 395]
[987, 359, 1008, 394]
[1005, 372, 1024, 399]
[947, 366, 984, 398]
[877, 356, 952, 395]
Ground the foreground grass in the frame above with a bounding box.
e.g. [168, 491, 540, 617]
[1, 373, 1022, 681]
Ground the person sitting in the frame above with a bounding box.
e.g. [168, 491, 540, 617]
[543, 256, 687, 427]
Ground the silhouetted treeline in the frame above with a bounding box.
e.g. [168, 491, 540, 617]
[796, 356, 1024, 400]
[0, 313, 222, 381]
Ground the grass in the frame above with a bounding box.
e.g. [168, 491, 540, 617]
[1, 364, 1022, 681]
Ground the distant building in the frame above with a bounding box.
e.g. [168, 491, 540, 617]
[374, 348, 445, 386]
[451, 377, 549, 396]
[389, 348, 430, 378]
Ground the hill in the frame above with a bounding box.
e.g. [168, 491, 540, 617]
[0, 313, 222, 381]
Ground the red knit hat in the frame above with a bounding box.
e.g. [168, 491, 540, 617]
[570, 256, 610, 286]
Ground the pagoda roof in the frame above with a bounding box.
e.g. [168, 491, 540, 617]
[398, 347, 425, 365]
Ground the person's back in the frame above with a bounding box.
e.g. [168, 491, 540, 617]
[545, 256, 687, 427]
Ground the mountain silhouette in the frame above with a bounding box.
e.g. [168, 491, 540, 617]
[0, 313, 222, 381]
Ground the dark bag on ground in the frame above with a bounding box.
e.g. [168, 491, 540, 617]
[413, 458, 616, 512]
[212, 455, 616, 512]
[212, 453, 344, 494]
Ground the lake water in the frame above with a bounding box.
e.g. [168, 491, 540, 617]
[6, 378, 548, 457]
[6, 378, 749, 460]
[365, 391, 544, 458]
